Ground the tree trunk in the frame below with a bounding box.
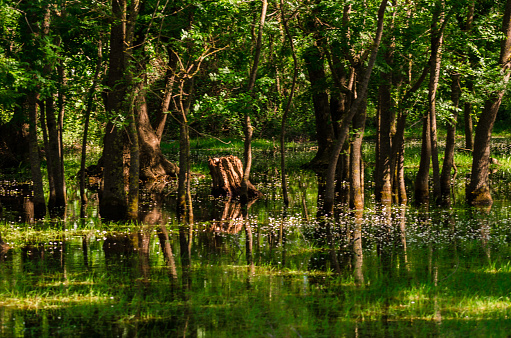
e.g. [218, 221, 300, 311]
[414, 4, 447, 206]
[391, 65, 429, 205]
[279, 0, 298, 208]
[440, 73, 461, 206]
[155, 48, 178, 140]
[80, 38, 102, 215]
[429, 3, 446, 204]
[40, 101, 55, 206]
[467, 0, 511, 206]
[414, 111, 431, 206]
[208, 156, 262, 199]
[350, 99, 367, 210]
[464, 82, 474, 150]
[323, 0, 388, 215]
[27, 93, 46, 219]
[241, 0, 268, 205]
[392, 112, 408, 205]
[46, 95, 66, 216]
[127, 97, 140, 221]
[376, 73, 393, 206]
[375, 6, 396, 207]
[100, 0, 128, 220]
[303, 45, 335, 168]
[138, 93, 179, 180]
[463, 0, 475, 151]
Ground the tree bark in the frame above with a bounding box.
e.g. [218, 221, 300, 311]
[208, 156, 262, 199]
[467, 0, 511, 206]
[138, 92, 179, 180]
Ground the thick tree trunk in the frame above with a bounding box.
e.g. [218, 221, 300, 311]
[467, 0, 511, 206]
[208, 156, 262, 199]
[440, 73, 461, 206]
[100, 0, 128, 220]
[138, 95, 179, 180]
[303, 46, 335, 167]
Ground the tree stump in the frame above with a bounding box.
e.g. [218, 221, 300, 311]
[208, 155, 263, 199]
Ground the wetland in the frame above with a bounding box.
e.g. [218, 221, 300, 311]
[1, 141, 511, 337]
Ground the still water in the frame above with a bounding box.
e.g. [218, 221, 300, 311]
[1, 172, 511, 336]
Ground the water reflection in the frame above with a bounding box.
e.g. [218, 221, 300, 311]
[0, 182, 35, 223]
[157, 225, 178, 281]
[352, 210, 364, 286]
[2, 174, 511, 336]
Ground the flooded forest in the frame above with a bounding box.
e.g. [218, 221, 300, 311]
[2, 0, 511, 336]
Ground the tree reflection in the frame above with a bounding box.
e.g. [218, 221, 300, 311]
[397, 206, 409, 273]
[157, 225, 178, 281]
[352, 210, 364, 286]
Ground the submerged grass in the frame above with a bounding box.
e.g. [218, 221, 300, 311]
[2, 203, 511, 336]
[3, 136, 511, 335]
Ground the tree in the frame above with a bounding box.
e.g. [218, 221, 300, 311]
[323, 0, 388, 215]
[99, 0, 132, 220]
[467, 0, 511, 206]
[279, 0, 299, 207]
[414, 1, 449, 206]
[241, 0, 268, 205]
